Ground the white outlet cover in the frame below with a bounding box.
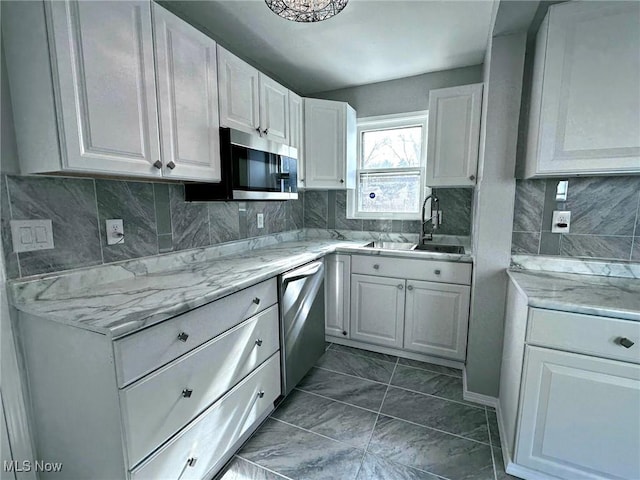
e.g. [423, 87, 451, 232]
[551, 210, 571, 233]
[10, 219, 54, 252]
[106, 219, 124, 245]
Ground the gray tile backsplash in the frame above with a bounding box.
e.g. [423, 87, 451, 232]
[512, 176, 640, 261]
[1, 174, 303, 279]
[305, 188, 473, 237]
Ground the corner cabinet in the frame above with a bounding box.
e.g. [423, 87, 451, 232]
[3, 1, 221, 182]
[303, 98, 357, 189]
[499, 278, 640, 480]
[217, 46, 289, 144]
[426, 83, 483, 187]
[522, 1, 640, 177]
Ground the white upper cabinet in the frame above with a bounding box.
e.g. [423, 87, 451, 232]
[153, 4, 221, 182]
[523, 1, 640, 177]
[288, 92, 305, 188]
[304, 98, 357, 189]
[4, 0, 162, 177]
[426, 83, 483, 187]
[217, 46, 289, 144]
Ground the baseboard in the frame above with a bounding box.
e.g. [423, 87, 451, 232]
[462, 370, 499, 408]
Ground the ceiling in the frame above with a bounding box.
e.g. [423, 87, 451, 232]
[163, 0, 497, 95]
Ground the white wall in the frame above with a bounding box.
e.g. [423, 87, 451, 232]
[466, 31, 527, 397]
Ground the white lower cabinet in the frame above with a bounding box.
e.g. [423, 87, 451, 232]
[346, 256, 472, 361]
[350, 274, 405, 348]
[404, 280, 470, 361]
[131, 353, 281, 480]
[325, 254, 351, 338]
[516, 347, 640, 480]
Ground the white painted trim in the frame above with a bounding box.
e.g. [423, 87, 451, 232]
[462, 369, 498, 408]
[326, 335, 464, 370]
[0, 246, 37, 480]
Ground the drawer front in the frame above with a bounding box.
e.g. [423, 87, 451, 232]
[121, 305, 279, 467]
[114, 278, 277, 387]
[130, 352, 280, 480]
[351, 255, 471, 285]
[527, 308, 640, 364]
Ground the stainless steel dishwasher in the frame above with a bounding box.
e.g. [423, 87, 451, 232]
[279, 260, 325, 396]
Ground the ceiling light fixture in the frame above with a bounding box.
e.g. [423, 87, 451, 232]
[265, 0, 348, 23]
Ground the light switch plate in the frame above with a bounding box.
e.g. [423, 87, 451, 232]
[10, 219, 54, 252]
[257, 213, 264, 229]
[551, 210, 571, 233]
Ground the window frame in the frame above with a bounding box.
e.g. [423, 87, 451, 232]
[347, 111, 429, 220]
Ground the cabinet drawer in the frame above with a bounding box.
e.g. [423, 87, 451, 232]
[130, 352, 280, 480]
[351, 255, 471, 285]
[114, 278, 277, 387]
[527, 308, 640, 364]
[121, 305, 279, 467]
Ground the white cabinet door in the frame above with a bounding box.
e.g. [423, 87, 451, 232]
[48, 0, 162, 177]
[304, 98, 356, 189]
[525, 1, 640, 177]
[289, 91, 305, 188]
[350, 274, 404, 349]
[259, 74, 289, 144]
[426, 83, 482, 187]
[325, 254, 351, 339]
[153, 4, 221, 182]
[516, 346, 640, 480]
[217, 46, 260, 134]
[404, 280, 470, 361]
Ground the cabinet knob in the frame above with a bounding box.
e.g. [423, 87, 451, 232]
[342, 330, 347, 336]
[340, 179, 344, 184]
[373, 264, 380, 270]
[257, 390, 265, 398]
[187, 457, 197, 467]
[255, 127, 262, 136]
[434, 269, 441, 275]
[182, 388, 193, 398]
[262, 128, 269, 135]
[301, 178, 305, 183]
[167, 161, 176, 170]
[397, 284, 403, 290]
[617, 337, 635, 349]
[407, 285, 413, 291]
[177, 332, 189, 342]
[469, 174, 475, 181]
[255, 338, 263, 347]
[153, 160, 162, 169]
[253, 297, 261, 305]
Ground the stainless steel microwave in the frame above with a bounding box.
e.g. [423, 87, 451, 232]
[185, 128, 298, 201]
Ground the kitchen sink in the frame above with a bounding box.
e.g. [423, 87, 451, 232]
[364, 241, 416, 251]
[412, 243, 465, 254]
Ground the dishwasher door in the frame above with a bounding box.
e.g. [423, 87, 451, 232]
[279, 260, 325, 396]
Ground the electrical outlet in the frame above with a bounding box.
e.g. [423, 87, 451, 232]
[106, 219, 125, 245]
[551, 211, 571, 233]
[257, 213, 264, 229]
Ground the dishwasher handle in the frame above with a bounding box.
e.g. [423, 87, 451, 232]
[281, 261, 323, 284]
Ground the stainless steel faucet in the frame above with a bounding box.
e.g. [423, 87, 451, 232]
[420, 194, 440, 243]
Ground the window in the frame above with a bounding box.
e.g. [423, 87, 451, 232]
[347, 111, 429, 220]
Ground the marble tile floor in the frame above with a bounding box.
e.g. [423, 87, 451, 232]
[219, 344, 516, 480]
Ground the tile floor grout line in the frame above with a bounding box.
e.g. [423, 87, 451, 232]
[486, 408, 499, 480]
[394, 361, 464, 379]
[388, 383, 487, 410]
[358, 358, 400, 477]
[231, 455, 294, 480]
[328, 345, 399, 367]
[312, 365, 390, 386]
[291, 387, 380, 414]
[269, 416, 366, 452]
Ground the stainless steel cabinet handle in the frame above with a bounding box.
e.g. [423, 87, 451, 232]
[373, 264, 380, 270]
[262, 128, 269, 135]
[153, 160, 162, 169]
[618, 337, 635, 348]
[397, 284, 403, 290]
[469, 175, 475, 181]
[340, 179, 344, 183]
[255, 338, 263, 347]
[182, 388, 193, 398]
[167, 161, 176, 170]
[187, 457, 197, 467]
[434, 269, 441, 275]
[177, 332, 189, 342]
[342, 330, 347, 336]
[253, 297, 261, 305]
[407, 285, 413, 291]
[257, 390, 265, 398]
[255, 127, 262, 136]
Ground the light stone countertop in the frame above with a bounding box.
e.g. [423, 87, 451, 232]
[10, 239, 472, 339]
[507, 269, 640, 322]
